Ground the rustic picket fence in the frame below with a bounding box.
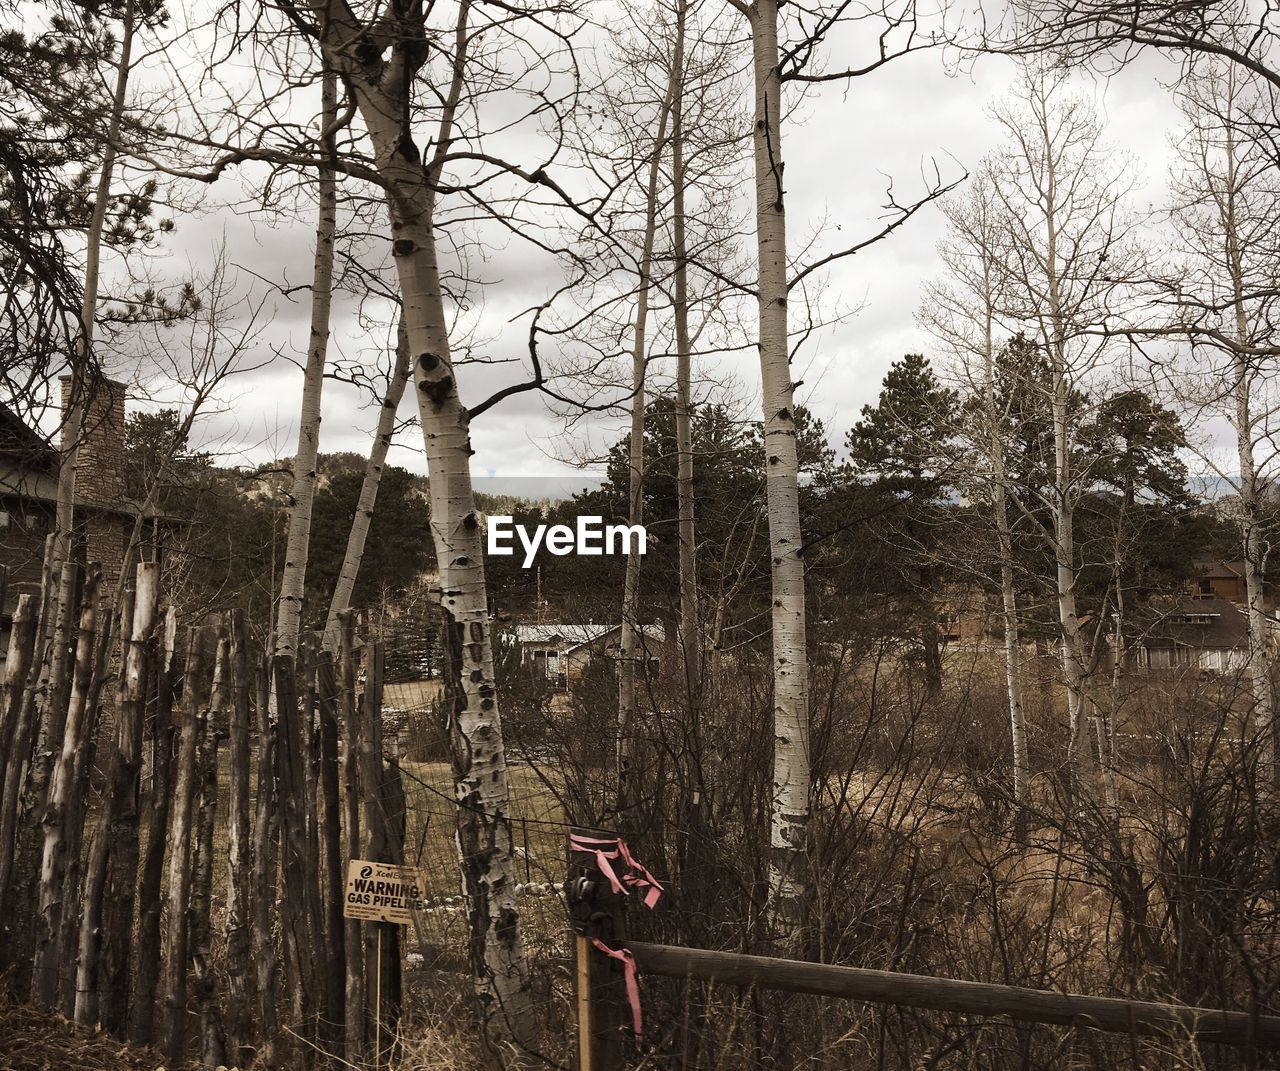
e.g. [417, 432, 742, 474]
[0, 554, 573, 1068]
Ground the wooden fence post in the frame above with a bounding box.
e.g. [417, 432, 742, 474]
[339, 611, 364, 1062]
[317, 647, 346, 1049]
[101, 560, 160, 1036]
[129, 606, 178, 1042]
[223, 607, 256, 1063]
[250, 654, 280, 1046]
[568, 828, 630, 1071]
[56, 584, 116, 1017]
[32, 564, 101, 1006]
[160, 625, 215, 1063]
[191, 628, 229, 1067]
[274, 652, 318, 1034]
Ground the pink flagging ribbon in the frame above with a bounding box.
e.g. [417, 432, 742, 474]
[590, 937, 644, 1035]
[568, 833, 664, 909]
[570, 833, 664, 1036]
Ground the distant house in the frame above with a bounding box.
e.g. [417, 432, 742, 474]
[0, 379, 163, 639]
[1128, 595, 1264, 672]
[513, 622, 665, 687]
[937, 583, 996, 647]
[1189, 560, 1252, 604]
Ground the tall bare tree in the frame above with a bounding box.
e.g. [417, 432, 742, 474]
[925, 172, 1031, 835]
[1163, 61, 1280, 758]
[275, 66, 338, 662]
[984, 66, 1139, 798]
[321, 319, 412, 653]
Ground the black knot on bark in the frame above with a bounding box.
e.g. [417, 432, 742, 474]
[397, 135, 420, 164]
[470, 669, 483, 683]
[777, 407, 791, 421]
[419, 373, 453, 406]
[768, 455, 780, 465]
[392, 238, 416, 257]
[419, 352, 440, 372]
[463, 511, 479, 530]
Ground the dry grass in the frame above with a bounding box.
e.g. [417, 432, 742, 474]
[0, 992, 196, 1071]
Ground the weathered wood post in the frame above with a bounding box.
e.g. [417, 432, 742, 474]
[0, 594, 37, 799]
[159, 625, 215, 1063]
[339, 611, 364, 1061]
[56, 584, 116, 1016]
[567, 828, 631, 1071]
[191, 628, 229, 1067]
[71, 577, 133, 1027]
[130, 606, 178, 1042]
[358, 637, 401, 1066]
[274, 652, 317, 1032]
[317, 646, 346, 1048]
[250, 653, 280, 1047]
[222, 607, 255, 1063]
[33, 563, 101, 1006]
[101, 560, 161, 1035]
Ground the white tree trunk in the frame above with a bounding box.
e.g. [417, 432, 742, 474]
[52, 0, 135, 595]
[671, 0, 700, 719]
[340, 81, 537, 1064]
[749, 0, 810, 929]
[616, 80, 675, 818]
[321, 319, 412, 654]
[275, 66, 337, 661]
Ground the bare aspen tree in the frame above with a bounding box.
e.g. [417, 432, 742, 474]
[726, 0, 952, 924]
[275, 66, 338, 661]
[51, 0, 136, 598]
[617, 65, 677, 816]
[322, 319, 412, 654]
[250, 1, 592, 1054]
[670, 0, 701, 722]
[925, 174, 1031, 836]
[1164, 62, 1280, 758]
[985, 66, 1139, 797]
[738, 0, 812, 925]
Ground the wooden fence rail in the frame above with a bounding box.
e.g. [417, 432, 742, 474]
[628, 942, 1280, 1050]
[568, 835, 1280, 1068]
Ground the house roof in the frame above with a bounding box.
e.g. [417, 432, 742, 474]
[514, 622, 665, 653]
[1140, 595, 1252, 650]
[1193, 560, 1248, 581]
[0, 402, 55, 469]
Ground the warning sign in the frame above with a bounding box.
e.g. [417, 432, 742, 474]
[343, 859, 427, 925]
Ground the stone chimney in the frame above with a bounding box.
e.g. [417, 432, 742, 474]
[61, 375, 126, 508]
[60, 375, 128, 588]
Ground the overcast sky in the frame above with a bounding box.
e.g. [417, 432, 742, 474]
[79, 12, 1189, 490]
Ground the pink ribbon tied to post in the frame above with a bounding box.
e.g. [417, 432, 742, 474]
[569, 833, 664, 1036]
[568, 833, 664, 909]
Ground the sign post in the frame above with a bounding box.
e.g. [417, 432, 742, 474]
[344, 859, 422, 1067]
